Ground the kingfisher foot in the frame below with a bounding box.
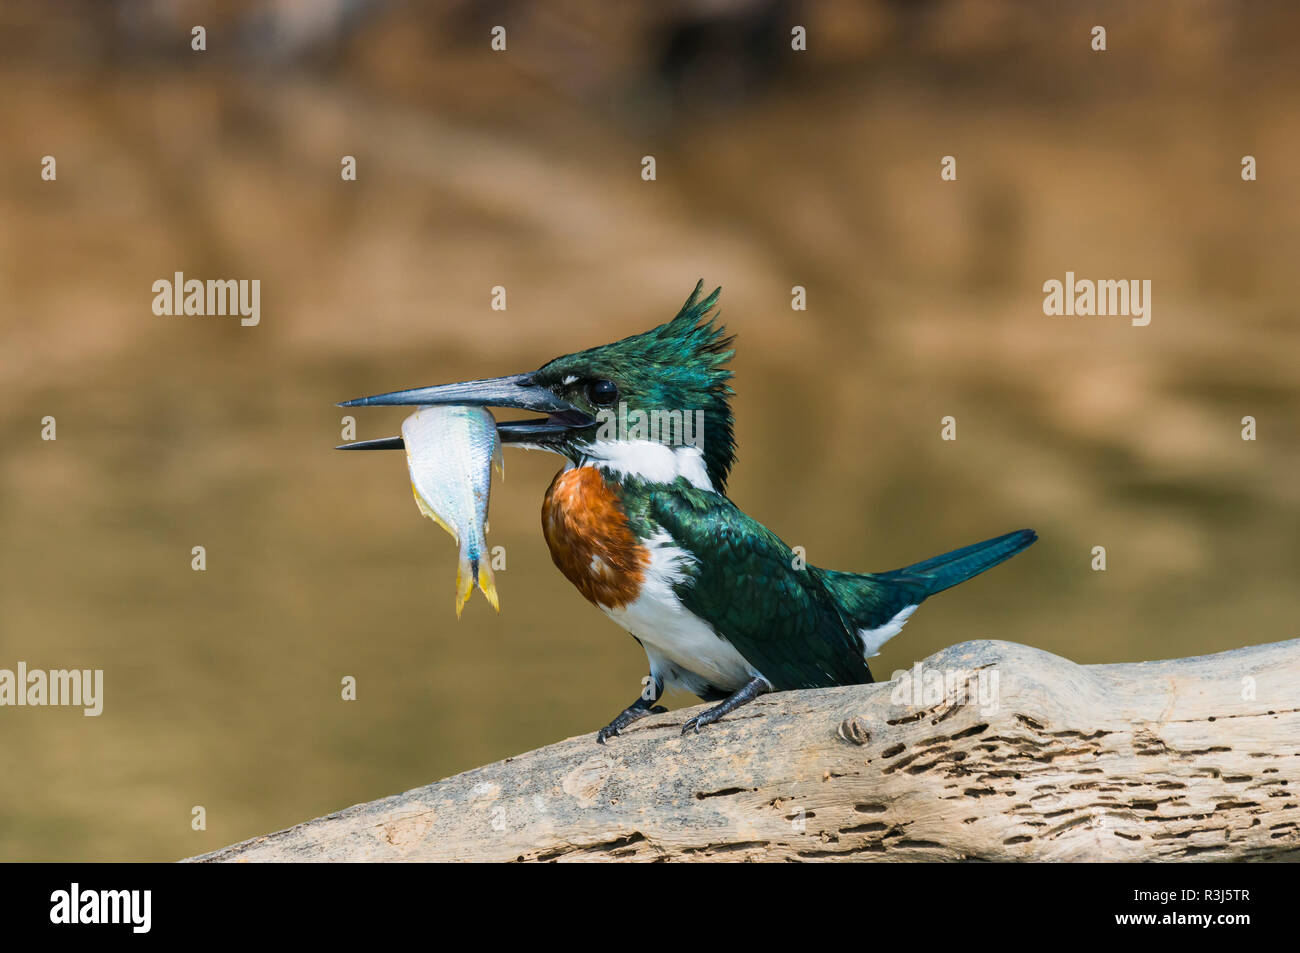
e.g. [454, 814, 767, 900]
[595, 678, 666, 744]
[681, 676, 771, 735]
[596, 704, 667, 744]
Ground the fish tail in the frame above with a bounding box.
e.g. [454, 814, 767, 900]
[454, 551, 475, 618]
[455, 543, 499, 615]
[477, 557, 500, 612]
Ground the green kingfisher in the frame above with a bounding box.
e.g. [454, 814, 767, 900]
[338, 282, 1036, 742]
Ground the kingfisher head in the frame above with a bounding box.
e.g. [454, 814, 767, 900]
[339, 282, 738, 492]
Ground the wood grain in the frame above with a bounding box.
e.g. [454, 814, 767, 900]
[188, 639, 1300, 862]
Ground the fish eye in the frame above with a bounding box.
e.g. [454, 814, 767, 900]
[588, 379, 619, 406]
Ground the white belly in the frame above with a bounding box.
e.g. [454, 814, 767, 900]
[601, 533, 756, 695]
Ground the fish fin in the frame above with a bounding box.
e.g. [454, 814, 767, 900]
[477, 559, 500, 612]
[488, 421, 504, 478]
[412, 482, 460, 543]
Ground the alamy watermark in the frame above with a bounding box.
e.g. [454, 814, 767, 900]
[593, 401, 704, 449]
[890, 662, 1001, 716]
[1042, 271, 1151, 326]
[50, 883, 150, 933]
[152, 272, 260, 326]
[0, 662, 103, 716]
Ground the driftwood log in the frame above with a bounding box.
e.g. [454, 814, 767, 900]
[190, 639, 1300, 862]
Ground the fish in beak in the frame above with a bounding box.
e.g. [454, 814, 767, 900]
[336, 373, 596, 450]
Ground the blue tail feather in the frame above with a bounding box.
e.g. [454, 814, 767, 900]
[814, 529, 1037, 640]
[885, 528, 1037, 598]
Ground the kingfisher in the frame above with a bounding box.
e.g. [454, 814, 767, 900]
[339, 282, 1036, 742]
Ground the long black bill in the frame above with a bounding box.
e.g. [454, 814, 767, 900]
[338, 373, 572, 413]
[336, 373, 595, 449]
[336, 436, 406, 451]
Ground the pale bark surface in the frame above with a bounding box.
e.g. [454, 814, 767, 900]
[189, 639, 1300, 862]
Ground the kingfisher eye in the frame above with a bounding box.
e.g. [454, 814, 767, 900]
[588, 379, 619, 406]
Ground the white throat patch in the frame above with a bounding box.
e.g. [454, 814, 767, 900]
[581, 440, 713, 491]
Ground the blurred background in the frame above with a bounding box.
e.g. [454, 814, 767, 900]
[1, 0, 1297, 861]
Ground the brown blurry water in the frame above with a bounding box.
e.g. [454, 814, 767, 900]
[0, 2, 1297, 860]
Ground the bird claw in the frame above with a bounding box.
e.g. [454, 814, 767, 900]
[679, 677, 769, 737]
[596, 705, 668, 744]
[681, 709, 719, 735]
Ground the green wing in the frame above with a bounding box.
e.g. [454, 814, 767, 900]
[639, 481, 875, 691]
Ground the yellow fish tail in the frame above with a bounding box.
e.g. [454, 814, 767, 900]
[454, 550, 499, 616]
[454, 554, 475, 619]
[477, 559, 500, 612]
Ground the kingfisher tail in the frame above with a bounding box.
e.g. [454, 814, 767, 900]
[885, 528, 1037, 598]
[815, 529, 1037, 659]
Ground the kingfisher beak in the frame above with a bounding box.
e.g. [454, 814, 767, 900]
[336, 373, 595, 449]
[339, 373, 574, 412]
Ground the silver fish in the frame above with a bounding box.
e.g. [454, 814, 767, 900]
[402, 405, 503, 616]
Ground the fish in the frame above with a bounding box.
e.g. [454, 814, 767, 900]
[401, 405, 503, 616]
